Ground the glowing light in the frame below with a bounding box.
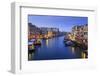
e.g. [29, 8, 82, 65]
[81, 52, 86, 58]
[71, 47, 75, 54]
[46, 39, 49, 46]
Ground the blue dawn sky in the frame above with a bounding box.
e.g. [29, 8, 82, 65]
[28, 15, 88, 32]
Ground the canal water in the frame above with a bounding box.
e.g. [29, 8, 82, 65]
[28, 36, 87, 60]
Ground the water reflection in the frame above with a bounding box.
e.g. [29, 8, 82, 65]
[81, 52, 87, 58]
[67, 46, 87, 59]
[28, 53, 34, 60]
[71, 47, 75, 54]
[28, 36, 88, 60]
[46, 39, 49, 46]
[28, 45, 41, 60]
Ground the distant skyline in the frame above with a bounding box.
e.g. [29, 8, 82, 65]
[28, 15, 88, 32]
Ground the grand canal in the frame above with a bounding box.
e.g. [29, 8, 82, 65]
[28, 36, 87, 60]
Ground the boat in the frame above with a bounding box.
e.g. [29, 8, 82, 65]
[33, 39, 41, 45]
[63, 39, 70, 43]
[65, 40, 75, 46]
[63, 35, 70, 43]
[29, 39, 41, 45]
[30, 39, 35, 42]
[28, 42, 35, 53]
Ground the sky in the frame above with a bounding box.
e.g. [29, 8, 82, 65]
[28, 15, 88, 32]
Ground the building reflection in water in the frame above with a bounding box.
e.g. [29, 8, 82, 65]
[46, 39, 49, 47]
[28, 45, 42, 60]
[71, 47, 75, 54]
[28, 52, 35, 60]
[81, 52, 86, 59]
[28, 36, 88, 60]
[70, 46, 87, 58]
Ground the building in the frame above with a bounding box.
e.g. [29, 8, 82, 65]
[40, 27, 59, 33]
[28, 23, 60, 39]
[71, 24, 88, 44]
[40, 27, 59, 38]
[28, 23, 41, 35]
[28, 23, 42, 39]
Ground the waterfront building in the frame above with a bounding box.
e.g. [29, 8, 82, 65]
[40, 27, 59, 38]
[71, 24, 88, 44]
[28, 23, 60, 39]
[28, 23, 42, 39]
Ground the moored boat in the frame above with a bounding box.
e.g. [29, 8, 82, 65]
[33, 39, 41, 45]
[28, 42, 35, 53]
[65, 40, 75, 46]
